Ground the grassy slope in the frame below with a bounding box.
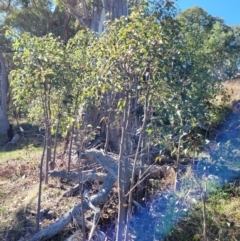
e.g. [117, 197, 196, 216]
[165, 79, 240, 241]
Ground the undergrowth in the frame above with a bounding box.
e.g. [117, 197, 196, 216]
[165, 185, 240, 241]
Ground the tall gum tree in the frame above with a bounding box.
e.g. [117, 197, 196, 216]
[57, 0, 128, 33]
[0, 49, 9, 133]
[54, 0, 130, 152]
[88, 5, 181, 239]
[0, 1, 12, 133]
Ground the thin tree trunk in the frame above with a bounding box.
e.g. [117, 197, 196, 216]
[67, 89, 80, 172]
[41, 78, 53, 179]
[36, 136, 46, 231]
[67, 124, 75, 172]
[116, 95, 130, 241]
[124, 89, 149, 241]
[42, 87, 52, 183]
[202, 180, 207, 241]
[78, 152, 86, 241]
[45, 123, 52, 184]
[62, 12, 71, 43]
[52, 112, 61, 166]
[46, 119, 53, 171]
[123, 96, 131, 191]
[0, 50, 9, 133]
[104, 118, 109, 153]
[65, 0, 128, 33]
[137, 89, 150, 198]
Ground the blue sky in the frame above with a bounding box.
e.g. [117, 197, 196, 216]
[176, 0, 240, 26]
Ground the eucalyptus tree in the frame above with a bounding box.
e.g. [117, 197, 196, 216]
[87, 3, 184, 238]
[5, 0, 80, 41]
[54, 0, 130, 34]
[0, 0, 80, 133]
[0, 49, 9, 133]
[145, 6, 240, 162]
[11, 33, 67, 182]
[177, 6, 240, 80]
[0, 6, 12, 133]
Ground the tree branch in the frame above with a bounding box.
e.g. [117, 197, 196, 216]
[22, 174, 116, 241]
[49, 170, 107, 182]
[63, 0, 90, 28]
[0, 0, 11, 10]
[82, 149, 118, 178]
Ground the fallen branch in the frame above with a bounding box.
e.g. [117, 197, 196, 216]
[21, 148, 167, 241]
[82, 149, 118, 178]
[49, 170, 107, 182]
[81, 149, 169, 180]
[83, 190, 101, 241]
[22, 174, 116, 241]
[61, 184, 79, 198]
[4, 134, 20, 147]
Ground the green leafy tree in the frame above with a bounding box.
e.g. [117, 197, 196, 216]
[5, 0, 80, 41]
[11, 33, 66, 181]
[8, 3, 240, 241]
[88, 4, 183, 239]
[0, 0, 80, 133]
[177, 6, 240, 79]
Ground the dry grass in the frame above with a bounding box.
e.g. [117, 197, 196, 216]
[222, 78, 240, 104]
[0, 127, 78, 240]
[0, 148, 81, 241]
[166, 191, 240, 241]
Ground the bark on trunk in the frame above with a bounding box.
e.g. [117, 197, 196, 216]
[52, 112, 61, 166]
[65, 0, 128, 33]
[64, 0, 130, 152]
[36, 137, 46, 231]
[62, 12, 71, 43]
[116, 96, 131, 241]
[0, 50, 9, 133]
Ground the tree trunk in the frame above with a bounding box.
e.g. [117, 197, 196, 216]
[36, 136, 47, 231]
[67, 124, 74, 172]
[47, 126, 53, 170]
[44, 122, 52, 184]
[52, 112, 61, 166]
[62, 12, 71, 43]
[89, 0, 127, 33]
[65, 0, 128, 33]
[116, 95, 130, 241]
[0, 50, 9, 133]
[124, 89, 150, 240]
[137, 89, 150, 197]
